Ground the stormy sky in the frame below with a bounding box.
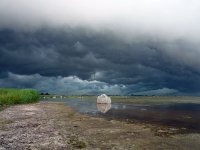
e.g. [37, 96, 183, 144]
[1, 0, 200, 95]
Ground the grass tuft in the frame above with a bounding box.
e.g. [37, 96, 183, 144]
[0, 88, 40, 106]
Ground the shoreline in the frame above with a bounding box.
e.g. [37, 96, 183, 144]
[0, 102, 200, 149]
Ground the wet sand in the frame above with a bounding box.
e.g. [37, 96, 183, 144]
[100, 104, 200, 134]
[46, 97, 200, 134]
[0, 102, 200, 149]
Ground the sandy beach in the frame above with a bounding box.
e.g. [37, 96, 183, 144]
[0, 102, 200, 150]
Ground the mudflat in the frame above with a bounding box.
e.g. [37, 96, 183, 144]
[0, 102, 200, 150]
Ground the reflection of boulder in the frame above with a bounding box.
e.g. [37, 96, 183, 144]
[97, 103, 111, 113]
[97, 94, 111, 103]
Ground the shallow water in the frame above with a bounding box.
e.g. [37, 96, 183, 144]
[45, 98, 200, 132]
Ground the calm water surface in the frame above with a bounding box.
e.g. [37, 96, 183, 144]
[45, 98, 200, 132]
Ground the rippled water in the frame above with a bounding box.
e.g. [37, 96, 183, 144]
[45, 98, 200, 132]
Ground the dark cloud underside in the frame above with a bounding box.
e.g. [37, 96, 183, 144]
[0, 0, 200, 95]
[0, 28, 200, 95]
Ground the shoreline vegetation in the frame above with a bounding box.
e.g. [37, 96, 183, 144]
[0, 88, 39, 107]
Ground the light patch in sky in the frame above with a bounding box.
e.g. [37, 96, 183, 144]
[0, 0, 200, 42]
[0, 72, 127, 95]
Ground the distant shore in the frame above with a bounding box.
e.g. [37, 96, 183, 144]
[42, 95, 200, 104]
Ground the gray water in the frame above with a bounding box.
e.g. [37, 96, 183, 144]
[44, 98, 200, 132]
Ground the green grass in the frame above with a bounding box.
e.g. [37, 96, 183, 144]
[0, 88, 40, 106]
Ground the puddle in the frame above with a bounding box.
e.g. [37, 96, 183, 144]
[44, 98, 200, 132]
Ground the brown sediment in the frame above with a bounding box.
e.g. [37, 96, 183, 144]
[0, 102, 200, 150]
[101, 108, 200, 133]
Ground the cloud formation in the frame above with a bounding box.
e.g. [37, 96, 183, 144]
[0, 0, 200, 95]
[0, 0, 199, 39]
[0, 73, 127, 95]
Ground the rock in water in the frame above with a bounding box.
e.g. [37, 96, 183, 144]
[97, 94, 111, 104]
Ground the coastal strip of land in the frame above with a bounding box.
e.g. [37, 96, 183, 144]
[0, 102, 200, 150]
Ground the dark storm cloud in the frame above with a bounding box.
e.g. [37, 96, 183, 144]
[0, 0, 200, 95]
[0, 28, 112, 78]
[1, 27, 200, 95]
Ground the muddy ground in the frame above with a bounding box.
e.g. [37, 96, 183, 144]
[0, 102, 200, 150]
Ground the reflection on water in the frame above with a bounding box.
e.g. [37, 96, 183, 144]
[97, 103, 111, 113]
[45, 98, 200, 132]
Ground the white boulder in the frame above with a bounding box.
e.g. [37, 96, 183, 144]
[97, 94, 111, 104]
